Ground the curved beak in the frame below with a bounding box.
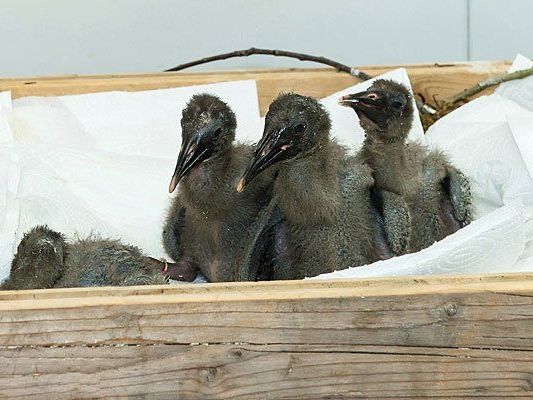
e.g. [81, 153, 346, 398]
[338, 90, 382, 109]
[168, 135, 212, 193]
[237, 127, 291, 192]
[338, 90, 385, 126]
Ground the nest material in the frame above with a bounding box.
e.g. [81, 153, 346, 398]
[419, 101, 463, 131]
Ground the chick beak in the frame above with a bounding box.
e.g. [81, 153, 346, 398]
[338, 90, 381, 109]
[338, 90, 386, 127]
[237, 128, 290, 192]
[168, 139, 210, 193]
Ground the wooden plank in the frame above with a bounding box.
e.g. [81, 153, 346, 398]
[0, 271, 531, 304]
[0, 274, 532, 350]
[0, 61, 511, 115]
[0, 271, 530, 301]
[1, 344, 532, 399]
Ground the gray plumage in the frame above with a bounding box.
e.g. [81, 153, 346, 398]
[1, 225, 166, 290]
[340, 79, 473, 254]
[163, 94, 274, 282]
[238, 93, 382, 279]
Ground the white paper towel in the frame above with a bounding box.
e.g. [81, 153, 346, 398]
[0, 147, 20, 274]
[314, 200, 528, 279]
[496, 53, 533, 111]
[0, 92, 13, 143]
[12, 80, 263, 157]
[0, 80, 261, 281]
[425, 55, 533, 219]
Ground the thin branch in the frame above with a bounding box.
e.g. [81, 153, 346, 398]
[165, 47, 373, 81]
[447, 66, 533, 104]
[419, 66, 533, 130]
[164, 47, 450, 118]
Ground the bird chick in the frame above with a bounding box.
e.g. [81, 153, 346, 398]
[1, 225, 167, 290]
[163, 94, 274, 282]
[339, 79, 473, 254]
[238, 93, 381, 279]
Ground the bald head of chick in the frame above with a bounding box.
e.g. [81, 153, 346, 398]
[238, 93, 331, 191]
[339, 79, 414, 143]
[169, 94, 237, 193]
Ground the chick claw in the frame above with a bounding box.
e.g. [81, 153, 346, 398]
[146, 257, 198, 282]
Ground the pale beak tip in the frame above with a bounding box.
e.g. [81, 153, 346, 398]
[236, 178, 245, 193]
[338, 95, 354, 106]
[169, 175, 178, 193]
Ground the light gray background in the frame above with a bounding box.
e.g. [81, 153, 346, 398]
[0, 0, 530, 77]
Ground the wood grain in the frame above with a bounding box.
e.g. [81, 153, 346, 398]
[1, 344, 532, 399]
[0, 274, 532, 350]
[0, 61, 511, 115]
[0, 271, 529, 301]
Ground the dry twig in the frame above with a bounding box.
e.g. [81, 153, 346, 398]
[165, 49, 533, 129]
[447, 66, 533, 104]
[420, 66, 533, 130]
[164, 47, 440, 115]
[165, 47, 373, 81]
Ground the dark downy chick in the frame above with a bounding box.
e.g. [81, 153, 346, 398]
[1, 225, 167, 290]
[238, 93, 381, 279]
[339, 79, 473, 254]
[163, 94, 274, 282]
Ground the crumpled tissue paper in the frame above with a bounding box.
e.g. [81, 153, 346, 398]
[0, 80, 261, 281]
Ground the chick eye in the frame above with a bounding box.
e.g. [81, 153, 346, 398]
[391, 100, 404, 110]
[293, 123, 306, 133]
[213, 127, 223, 137]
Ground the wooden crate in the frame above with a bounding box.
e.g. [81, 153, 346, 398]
[2, 61, 533, 399]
